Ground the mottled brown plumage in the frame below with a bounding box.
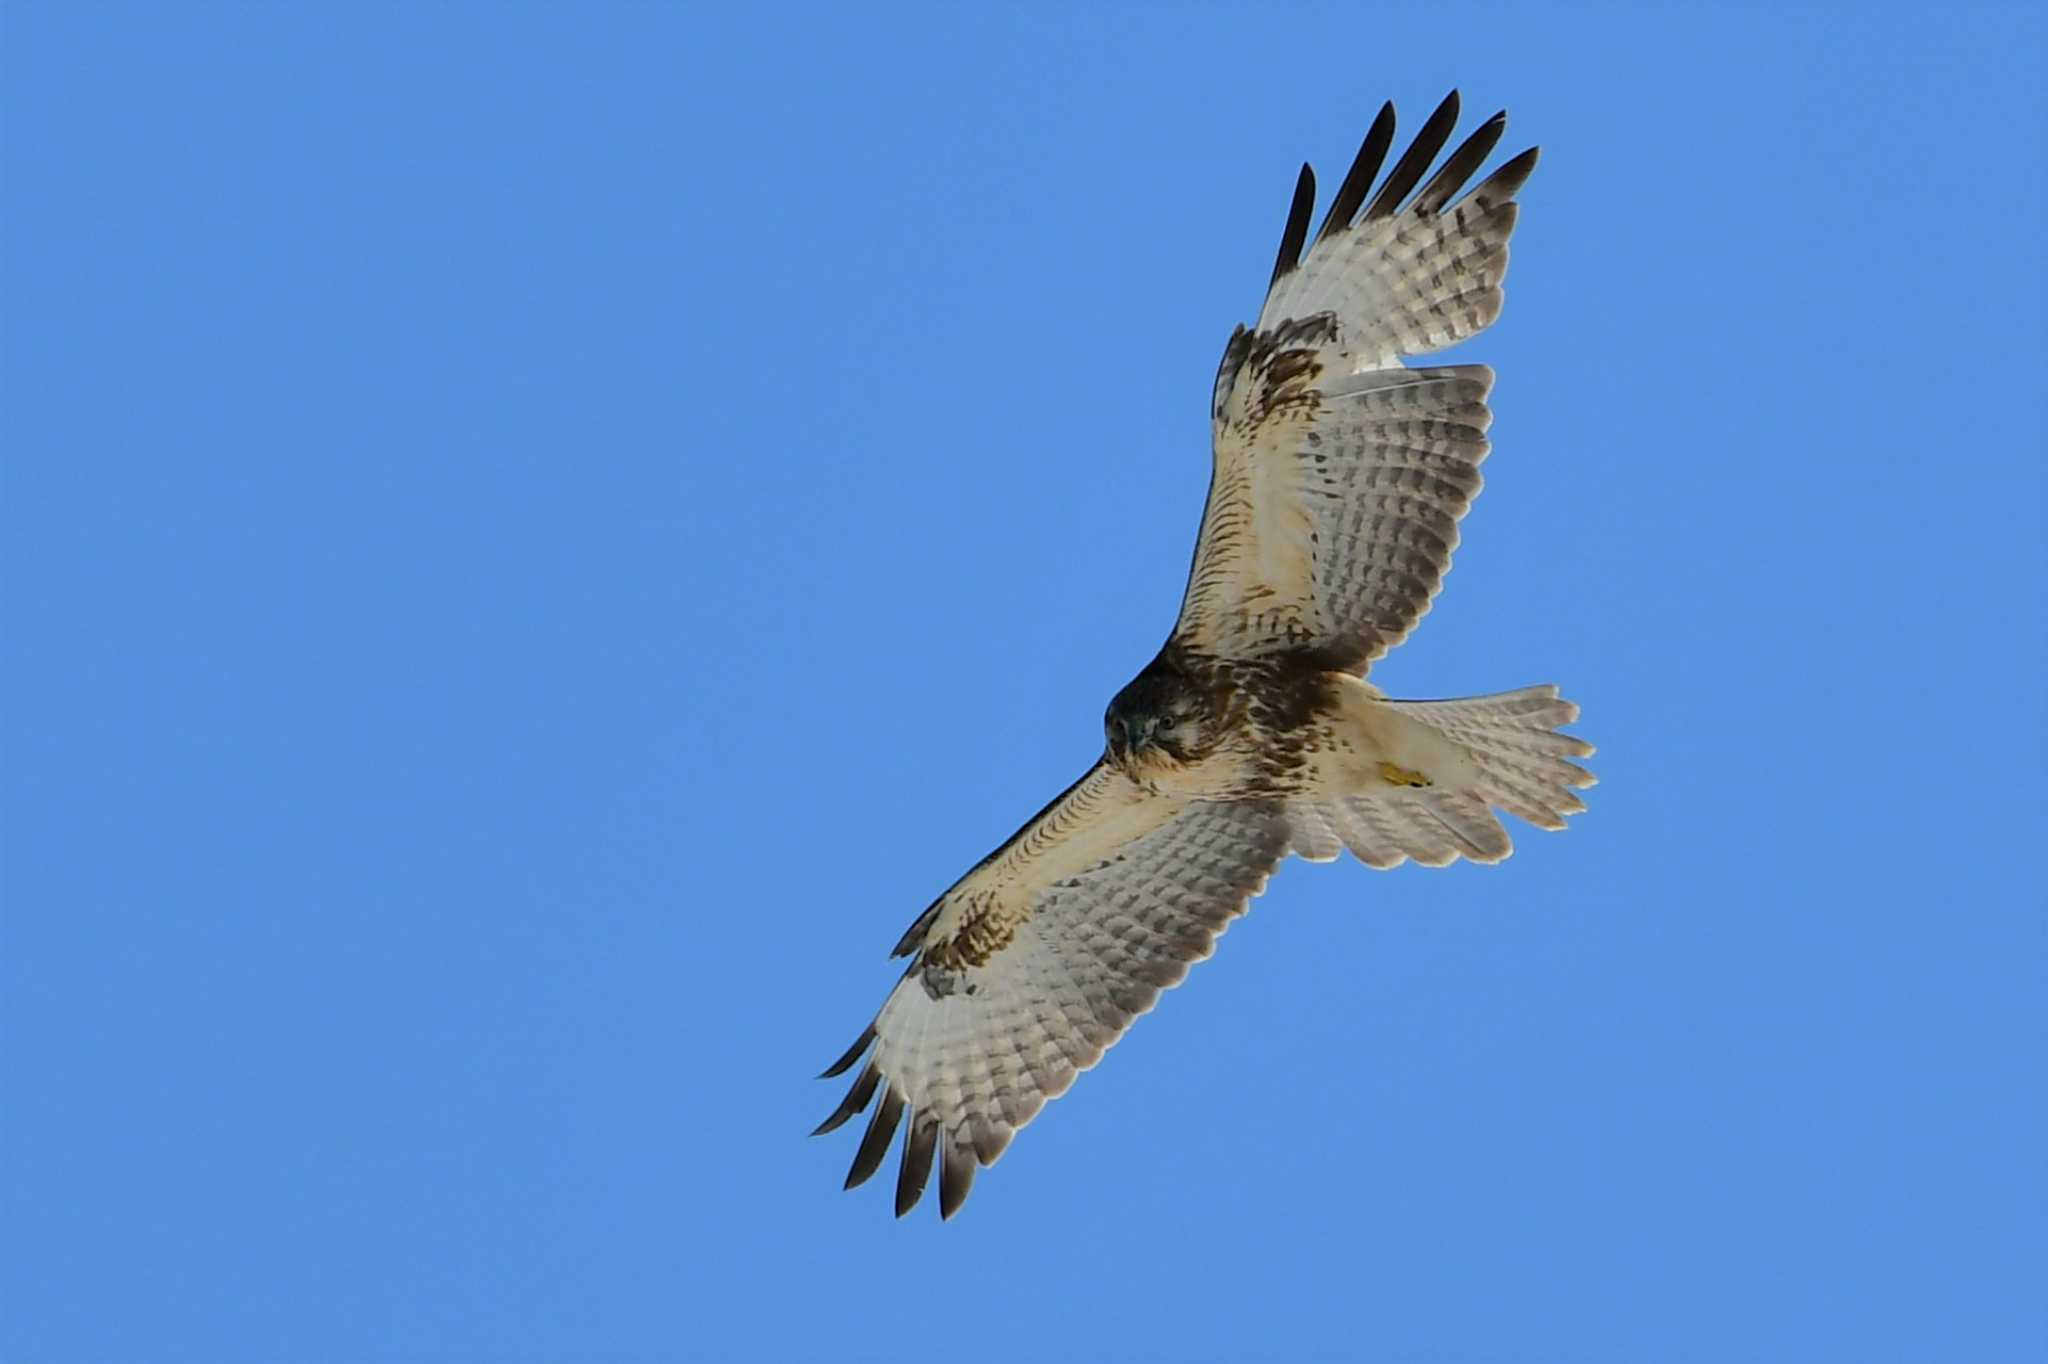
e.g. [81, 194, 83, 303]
[818, 92, 1594, 1218]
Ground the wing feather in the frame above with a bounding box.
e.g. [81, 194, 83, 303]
[1411, 110, 1506, 216]
[810, 1060, 880, 1136]
[938, 1134, 977, 1218]
[896, 1112, 938, 1217]
[1361, 89, 1462, 221]
[1268, 163, 1317, 289]
[845, 1082, 905, 1191]
[1176, 97, 1539, 670]
[1314, 101, 1396, 244]
[818, 763, 1290, 1217]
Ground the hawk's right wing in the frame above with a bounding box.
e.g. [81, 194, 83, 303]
[1172, 92, 1539, 672]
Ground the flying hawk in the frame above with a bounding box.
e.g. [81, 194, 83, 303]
[817, 92, 1593, 1219]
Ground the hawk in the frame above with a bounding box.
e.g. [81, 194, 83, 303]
[817, 92, 1593, 1219]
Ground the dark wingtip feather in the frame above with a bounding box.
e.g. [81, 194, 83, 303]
[1315, 101, 1396, 242]
[895, 1114, 938, 1218]
[845, 1084, 905, 1190]
[818, 1023, 877, 1079]
[1363, 89, 1461, 221]
[1474, 145, 1540, 207]
[812, 1061, 882, 1136]
[1411, 109, 1507, 216]
[939, 1139, 976, 1220]
[1267, 163, 1316, 288]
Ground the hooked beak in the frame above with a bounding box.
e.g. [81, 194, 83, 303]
[1109, 714, 1162, 764]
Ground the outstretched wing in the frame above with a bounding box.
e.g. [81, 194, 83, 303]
[815, 763, 1290, 1219]
[1175, 92, 1539, 671]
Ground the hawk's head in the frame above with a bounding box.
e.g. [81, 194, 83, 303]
[1104, 661, 1212, 771]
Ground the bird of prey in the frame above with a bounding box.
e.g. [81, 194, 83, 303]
[817, 92, 1593, 1219]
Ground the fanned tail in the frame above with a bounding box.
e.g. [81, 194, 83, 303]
[1287, 684, 1593, 869]
[1387, 685, 1594, 831]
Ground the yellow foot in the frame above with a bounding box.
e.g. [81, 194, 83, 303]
[1378, 760, 1433, 789]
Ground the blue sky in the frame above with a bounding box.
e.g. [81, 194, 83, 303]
[6, 4, 2044, 1360]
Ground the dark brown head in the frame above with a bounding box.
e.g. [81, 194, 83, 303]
[1104, 659, 1212, 769]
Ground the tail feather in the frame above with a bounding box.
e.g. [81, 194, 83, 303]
[1412, 790, 1515, 863]
[1389, 685, 1595, 836]
[1287, 683, 1592, 869]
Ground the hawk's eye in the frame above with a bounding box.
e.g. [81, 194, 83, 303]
[1156, 715, 1177, 732]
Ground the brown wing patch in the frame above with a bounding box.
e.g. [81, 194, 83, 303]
[922, 890, 1015, 973]
[1212, 314, 1340, 431]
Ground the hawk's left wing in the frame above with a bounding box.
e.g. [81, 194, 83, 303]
[1173, 92, 1539, 672]
[815, 764, 1291, 1219]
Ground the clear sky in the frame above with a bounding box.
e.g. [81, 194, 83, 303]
[6, 4, 2044, 1361]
